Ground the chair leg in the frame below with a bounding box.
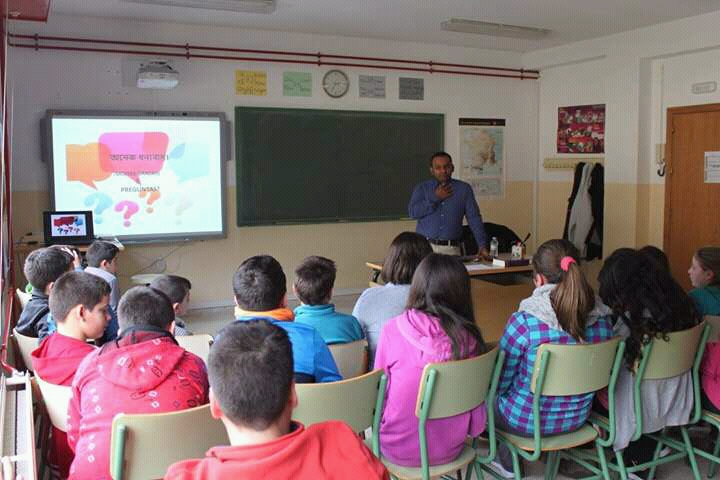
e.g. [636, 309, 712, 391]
[544, 451, 558, 480]
[646, 439, 664, 480]
[596, 441, 611, 480]
[509, 447, 522, 480]
[680, 426, 702, 480]
[615, 449, 629, 480]
[710, 431, 720, 479]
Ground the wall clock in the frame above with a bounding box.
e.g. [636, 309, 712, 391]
[322, 69, 350, 98]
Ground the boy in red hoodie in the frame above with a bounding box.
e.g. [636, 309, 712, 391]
[164, 319, 388, 480]
[67, 286, 209, 480]
[31, 271, 111, 479]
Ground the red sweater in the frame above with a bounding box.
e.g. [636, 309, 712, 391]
[67, 332, 209, 480]
[32, 333, 96, 479]
[164, 421, 388, 480]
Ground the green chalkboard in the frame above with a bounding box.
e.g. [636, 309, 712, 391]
[235, 107, 444, 226]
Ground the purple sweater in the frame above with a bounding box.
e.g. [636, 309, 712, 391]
[374, 309, 486, 466]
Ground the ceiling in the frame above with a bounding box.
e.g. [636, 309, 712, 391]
[42, 0, 720, 52]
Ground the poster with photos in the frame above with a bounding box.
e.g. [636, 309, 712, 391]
[557, 104, 605, 154]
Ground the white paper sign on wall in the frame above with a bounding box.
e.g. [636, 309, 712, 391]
[705, 151, 720, 183]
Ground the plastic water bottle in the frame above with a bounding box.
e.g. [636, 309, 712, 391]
[490, 237, 499, 258]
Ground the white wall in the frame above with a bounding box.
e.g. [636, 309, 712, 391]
[523, 9, 720, 250]
[6, 14, 539, 302]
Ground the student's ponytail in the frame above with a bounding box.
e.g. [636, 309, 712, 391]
[532, 239, 595, 341]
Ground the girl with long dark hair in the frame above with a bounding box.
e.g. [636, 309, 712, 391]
[374, 253, 486, 467]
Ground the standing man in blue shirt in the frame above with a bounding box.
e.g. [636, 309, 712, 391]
[408, 151, 488, 257]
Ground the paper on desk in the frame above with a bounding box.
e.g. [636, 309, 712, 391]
[465, 263, 499, 272]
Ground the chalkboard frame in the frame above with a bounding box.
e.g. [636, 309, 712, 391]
[235, 107, 444, 226]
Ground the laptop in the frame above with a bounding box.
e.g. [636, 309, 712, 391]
[43, 210, 94, 246]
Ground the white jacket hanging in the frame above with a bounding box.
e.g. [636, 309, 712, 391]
[567, 163, 594, 257]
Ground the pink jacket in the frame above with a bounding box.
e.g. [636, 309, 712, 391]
[374, 309, 486, 466]
[68, 332, 209, 480]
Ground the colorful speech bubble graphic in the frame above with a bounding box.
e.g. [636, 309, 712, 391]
[167, 143, 210, 182]
[67, 143, 112, 189]
[99, 132, 169, 184]
[114, 200, 140, 227]
[138, 190, 161, 213]
[84, 192, 113, 224]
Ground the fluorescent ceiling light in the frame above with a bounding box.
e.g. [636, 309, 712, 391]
[120, 0, 277, 14]
[441, 18, 551, 39]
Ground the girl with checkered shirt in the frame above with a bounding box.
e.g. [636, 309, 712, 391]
[491, 239, 614, 475]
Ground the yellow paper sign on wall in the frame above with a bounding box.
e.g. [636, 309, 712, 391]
[235, 70, 267, 96]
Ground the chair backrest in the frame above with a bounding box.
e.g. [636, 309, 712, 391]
[328, 339, 368, 379]
[705, 315, 720, 343]
[110, 403, 228, 480]
[175, 334, 213, 364]
[294, 368, 386, 433]
[15, 288, 31, 309]
[35, 375, 72, 432]
[12, 329, 38, 373]
[415, 346, 499, 420]
[530, 337, 622, 396]
[641, 321, 707, 380]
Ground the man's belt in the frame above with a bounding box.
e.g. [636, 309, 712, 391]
[427, 238, 461, 247]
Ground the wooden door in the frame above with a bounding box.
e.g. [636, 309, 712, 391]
[664, 103, 720, 289]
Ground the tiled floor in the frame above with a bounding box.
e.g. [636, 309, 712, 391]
[185, 296, 707, 480]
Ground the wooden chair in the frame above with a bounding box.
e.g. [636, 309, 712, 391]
[176, 334, 213, 364]
[34, 375, 72, 432]
[569, 322, 710, 480]
[380, 346, 503, 480]
[328, 339, 368, 379]
[110, 404, 228, 480]
[12, 328, 38, 373]
[482, 337, 624, 480]
[294, 368, 386, 454]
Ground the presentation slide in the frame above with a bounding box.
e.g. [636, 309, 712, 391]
[48, 113, 226, 242]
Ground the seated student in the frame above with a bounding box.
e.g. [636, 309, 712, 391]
[638, 245, 670, 272]
[233, 255, 341, 383]
[492, 239, 613, 477]
[293, 256, 363, 344]
[84, 241, 120, 310]
[688, 247, 720, 415]
[688, 246, 720, 316]
[16, 247, 75, 339]
[374, 253, 487, 467]
[164, 320, 388, 480]
[31, 271, 111, 480]
[352, 232, 432, 365]
[598, 248, 700, 477]
[149, 274, 193, 336]
[67, 286, 209, 480]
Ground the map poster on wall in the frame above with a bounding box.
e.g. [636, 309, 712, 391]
[459, 118, 505, 198]
[557, 104, 605, 153]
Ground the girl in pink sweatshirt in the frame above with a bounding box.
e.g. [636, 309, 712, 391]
[374, 253, 487, 467]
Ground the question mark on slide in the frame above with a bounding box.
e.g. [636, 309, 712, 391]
[83, 192, 113, 224]
[114, 200, 140, 227]
[175, 197, 193, 225]
[138, 190, 161, 213]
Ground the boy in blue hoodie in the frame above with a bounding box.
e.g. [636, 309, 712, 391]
[293, 256, 363, 345]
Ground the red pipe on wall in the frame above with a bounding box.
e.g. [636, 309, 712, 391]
[7, 32, 540, 79]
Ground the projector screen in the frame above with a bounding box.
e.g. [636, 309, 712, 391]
[45, 110, 227, 242]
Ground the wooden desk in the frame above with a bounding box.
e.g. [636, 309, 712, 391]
[366, 260, 534, 342]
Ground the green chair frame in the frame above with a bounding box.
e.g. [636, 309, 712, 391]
[110, 403, 228, 480]
[690, 315, 720, 478]
[293, 368, 386, 455]
[481, 337, 625, 480]
[564, 321, 710, 480]
[380, 346, 504, 480]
